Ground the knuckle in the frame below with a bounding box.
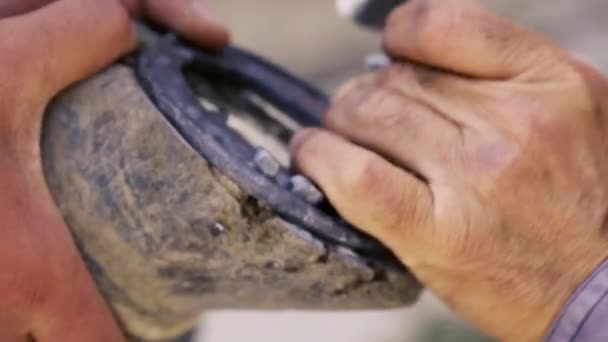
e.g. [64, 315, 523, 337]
[384, 62, 444, 89]
[470, 138, 519, 177]
[292, 129, 326, 165]
[375, 189, 409, 230]
[343, 156, 390, 198]
[342, 156, 421, 230]
[333, 77, 362, 103]
[354, 86, 406, 128]
[326, 81, 363, 127]
[384, 0, 447, 57]
[526, 110, 569, 140]
[380, 63, 418, 87]
[520, 64, 600, 143]
[512, 97, 578, 147]
[563, 65, 598, 110]
[329, 69, 415, 134]
[331, 73, 378, 106]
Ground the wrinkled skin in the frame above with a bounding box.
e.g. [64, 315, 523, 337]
[0, 1, 227, 341]
[292, 0, 608, 341]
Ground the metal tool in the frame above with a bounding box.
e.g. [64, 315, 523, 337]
[337, 0, 407, 30]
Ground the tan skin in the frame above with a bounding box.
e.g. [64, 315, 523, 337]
[2, 0, 608, 341]
[0, 1, 227, 341]
[292, 0, 608, 341]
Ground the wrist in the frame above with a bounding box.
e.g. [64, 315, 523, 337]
[414, 241, 608, 342]
[542, 244, 608, 341]
[545, 256, 608, 341]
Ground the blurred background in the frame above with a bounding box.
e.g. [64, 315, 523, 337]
[192, 0, 608, 341]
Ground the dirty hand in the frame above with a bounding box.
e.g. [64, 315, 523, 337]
[0, 1, 227, 341]
[292, 0, 608, 340]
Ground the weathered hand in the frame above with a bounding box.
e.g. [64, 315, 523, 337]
[0, 0, 229, 48]
[292, 0, 608, 340]
[0, 1, 227, 341]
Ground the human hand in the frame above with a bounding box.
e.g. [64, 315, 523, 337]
[0, 0, 229, 48]
[0, 1, 227, 341]
[291, 0, 608, 340]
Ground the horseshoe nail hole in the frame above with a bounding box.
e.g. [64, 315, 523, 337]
[315, 252, 329, 264]
[210, 222, 226, 237]
[372, 269, 388, 282]
[333, 288, 346, 296]
[283, 264, 303, 273]
[264, 261, 280, 269]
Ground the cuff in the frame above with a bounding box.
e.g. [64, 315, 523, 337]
[545, 259, 608, 342]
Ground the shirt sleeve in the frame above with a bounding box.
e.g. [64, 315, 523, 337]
[546, 260, 608, 342]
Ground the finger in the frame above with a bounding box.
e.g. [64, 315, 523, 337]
[383, 0, 567, 79]
[290, 128, 433, 249]
[0, 0, 137, 98]
[326, 64, 464, 181]
[0, 0, 55, 18]
[135, 0, 229, 49]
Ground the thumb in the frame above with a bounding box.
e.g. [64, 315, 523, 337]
[0, 0, 55, 18]
[0, 0, 136, 99]
[383, 0, 568, 79]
